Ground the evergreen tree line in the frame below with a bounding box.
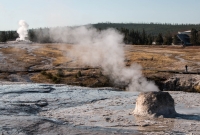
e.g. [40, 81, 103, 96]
[0, 28, 168, 45]
[0, 28, 63, 43]
[0, 31, 18, 42]
[119, 28, 175, 45]
[93, 23, 200, 36]
[28, 28, 52, 43]
[1, 26, 200, 45]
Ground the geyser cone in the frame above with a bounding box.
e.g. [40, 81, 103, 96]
[133, 91, 177, 118]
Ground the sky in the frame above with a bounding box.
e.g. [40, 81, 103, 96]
[0, 0, 200, 30]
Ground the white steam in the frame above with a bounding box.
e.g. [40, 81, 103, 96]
[50, 26, 159, 91]
[16, 20, 29, 41]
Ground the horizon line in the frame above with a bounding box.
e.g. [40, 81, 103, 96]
[1, 22, 200, 31]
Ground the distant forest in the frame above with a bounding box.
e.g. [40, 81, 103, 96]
[1, 22, 200, 45]
[93, 22, 200, 35]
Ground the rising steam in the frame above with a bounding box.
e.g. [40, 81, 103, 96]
[16, 20, 29, 41]
[50, 26, 159, 91]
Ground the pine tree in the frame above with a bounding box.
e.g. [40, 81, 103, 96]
[0, 31, 7, 42]
[156, 33, 163, 45]
[197, 31, 200, 45]
[173, 34, 179, 45]
[164, 32, 172, 45]
[28, 29, 36, 42]
[191, 28, 198, 45]
[147, 34, 153, 45]
[141, 29, 147, 44]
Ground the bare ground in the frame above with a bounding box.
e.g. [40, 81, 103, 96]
[0, 84, 199, 135]
[0, 44, 200, 134]
[1, 43, 200, 91]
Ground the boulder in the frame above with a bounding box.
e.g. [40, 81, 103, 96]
[163, 74, 200, 92]
[133, 91, 176, 118]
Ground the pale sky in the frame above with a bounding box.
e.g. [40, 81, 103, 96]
[0, 0, 200, 30]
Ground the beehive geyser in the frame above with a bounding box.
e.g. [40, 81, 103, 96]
[133, 92, 177, 118]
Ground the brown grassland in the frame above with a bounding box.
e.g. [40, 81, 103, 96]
[0, 44, 200, 90]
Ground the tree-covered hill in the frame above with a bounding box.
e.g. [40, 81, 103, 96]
[1, 22, 200, 45]
[92, 23, 200, 36]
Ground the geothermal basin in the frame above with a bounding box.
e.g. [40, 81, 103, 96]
[0, 83, 200, 135]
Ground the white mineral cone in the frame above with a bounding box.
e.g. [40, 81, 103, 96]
[133, 92, 177, 118]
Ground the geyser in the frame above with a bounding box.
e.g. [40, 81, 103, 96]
[50, 26, 159, 91]
[133, 92, 177, 118]
[14, 20, 32, 44]
[16, 20, 29, 41]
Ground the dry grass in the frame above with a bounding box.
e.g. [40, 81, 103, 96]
[32, 44, 74, 67]
[0, 47, 40, 70]
[31, 73, 52, 83]
[1, 44, 200, 89]
[31, 69, 110, 87]
[126, 45, 200, 69]
[0, 44, 74, 71]
[125, 51, 177, 70]
[1, 47, 26, 54]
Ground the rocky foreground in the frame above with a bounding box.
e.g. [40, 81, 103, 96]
[0, 83, 200, 135]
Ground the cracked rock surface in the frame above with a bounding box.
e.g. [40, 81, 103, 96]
[0, 83, 200, 135]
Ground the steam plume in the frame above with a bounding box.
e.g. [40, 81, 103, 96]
[16, 20, 29, 41]
[50, 26, 159, 91]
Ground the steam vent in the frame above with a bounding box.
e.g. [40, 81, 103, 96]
[133, 92, 177, 118]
